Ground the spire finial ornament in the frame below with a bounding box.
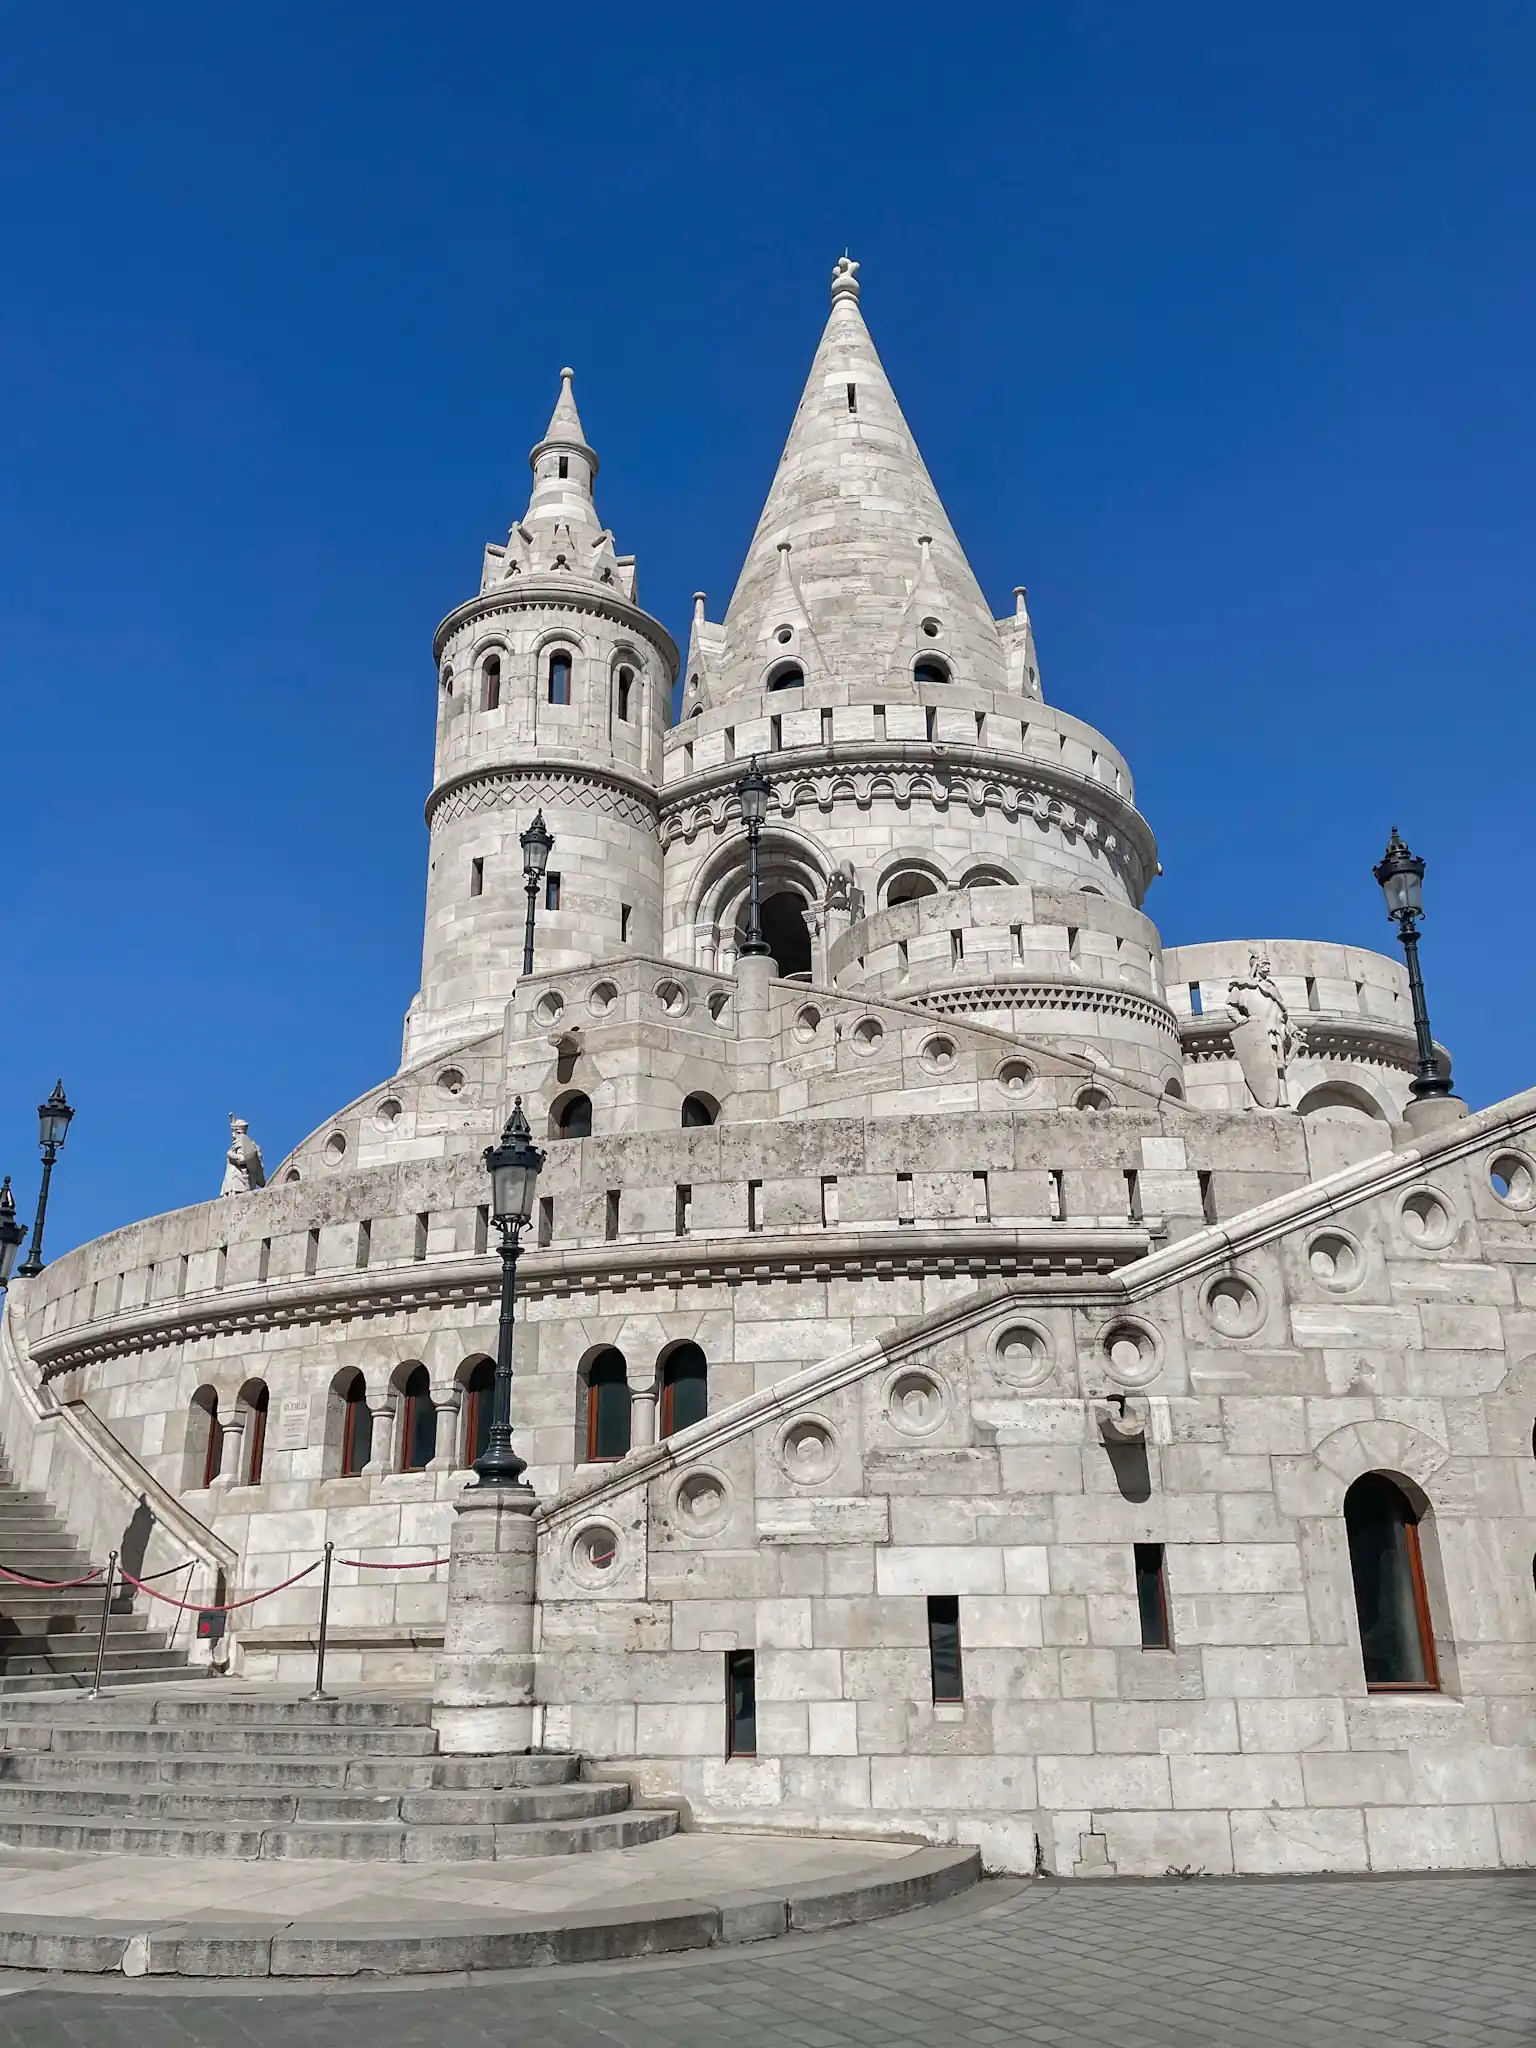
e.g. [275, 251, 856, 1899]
[830, 255, 861, 305]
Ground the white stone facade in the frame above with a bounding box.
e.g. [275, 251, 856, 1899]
[5, 260, 1533, 1880]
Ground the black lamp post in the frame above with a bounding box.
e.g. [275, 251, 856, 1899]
[473, 1097, 546, 1487]
[1373, 828, 1454, 1102]
[736, 757, 771, 960]
[519, 812, 555, 977]
[16, 1082, 73, 1280]
[0, 1179, 28, 1288]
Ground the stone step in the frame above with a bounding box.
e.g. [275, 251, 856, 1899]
[32, 1722, 441, 1755]
[0, 1611, 153, 1632]
[0, 1667, 198, 1697]
[0, 1646, 187, 1679]
[0, 1779, 629, 1827]
[0, 1749, 580, 1792]
[12, 1694, 438, 1728]
[0, 1806, 677, 1861]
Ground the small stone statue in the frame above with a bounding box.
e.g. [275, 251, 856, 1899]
[220, 1116, 266, 1196]
[1227, 953, 1305, 1110]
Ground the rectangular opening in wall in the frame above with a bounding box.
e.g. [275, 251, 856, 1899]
[950, 929, 964, 966]
[475, 1205, 489, 1255]
[355, 1221, 372, 1271]
[605, 1190, 620, 1242]
[821, 708, 834, 746]
[214, 1245, 227, 1290]
[1010, 924, 1023, 963]
[1067, 926, 1080, 963]
[145, 1262, 156, 1302]
[258, 1238, 271, 1283]
[726, 1649, 757, 1757]
[1135, 1543, 1172, 1648]
[846, 382, 857, 413]
[1188, 982, 1203, 1016]
[304, 1229, 319, 1279]
[724, 726, 735, 761]
[820, 1176, 839, 1227]
[874, 704, 886, 740]
[469, 857, 484, 899]
[1306, 975, 1319, 1011]
[746, 1180, 763, 1233]
[1199, 1171, 1217, 1225]
[975, 711, 986, 743]
[621, 903, 632, 942]
[545, 872, 562, 912]
[1124, 1170, 1142, 1223]
[675, 1183, 692, 1236]
[897, 937, 909, 975]
[1048, 1169, 1066, 1222]
[683, 741, 695, 771]
[414, 1212, 429, 1262]
[537, 1196, 554, 1248]
[927, 1595, 963, 1703]
[175, 1254, 188, 1300]
[973, 1171, 990, 1222]
[557, 455, 569, 479]
[769, 714, 782, 751]
[896, 1170, 915, 1225]
[925, 706, 937, 741]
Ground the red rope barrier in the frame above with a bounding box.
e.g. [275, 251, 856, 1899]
[0, 1563, 103, 1589]
[338, 1555, 450, 1570]
[118, 1558, 321, 1613]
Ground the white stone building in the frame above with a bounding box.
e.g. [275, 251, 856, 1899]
[5, 258, 1535, 1880]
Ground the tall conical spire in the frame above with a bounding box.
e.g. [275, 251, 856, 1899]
[714, 259, 1006, 697]
[479, 366, 636, 596]
[533, 366, 597, 472]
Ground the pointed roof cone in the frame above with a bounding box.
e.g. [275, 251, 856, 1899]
[519, 366, 606, 568]
[717, 259, 1005, 697]
[531, 367, 598, 472]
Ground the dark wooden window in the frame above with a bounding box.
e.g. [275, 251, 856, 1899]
[340, 1374, 373, 1477]
[927, 1595, 963, 1702]
[547, 651, 571, 704]
[245, 1384, 269, 1485]
[462, 1358, 496, 1468]
[1345, 1474, 1439, 1690]
[482, 655, 501, 711]
[400, 1365, 437, 1472]
[726, 1650, 756, 1757]
[557, 1093, 592, 1140]
[586, 1350, 631, 1462]
[660, 1345, 708, 1438]
[1135, 1543, 1171, 1648]
[199, 1393, 223, 1488]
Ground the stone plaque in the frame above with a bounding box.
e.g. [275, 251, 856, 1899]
[269, 1395, 310, 1452]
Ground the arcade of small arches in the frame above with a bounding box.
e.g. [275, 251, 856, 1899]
[440, 642, 649, 723]
[552, 1090, 718, 1140]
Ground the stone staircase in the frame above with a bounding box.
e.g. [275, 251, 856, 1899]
[0, 1457, 190, 1695]
[0, 1692, 677, 1860]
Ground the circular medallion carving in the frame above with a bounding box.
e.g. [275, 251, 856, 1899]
[776, 1416, 841, 1485]
[323, 1132, 347, 1166]
[1201, 1272, 1265, 1339]
[1399, 1187, 1456, 1249]
[672, 1469, 731, 1537]
[1306, 1228, 1365, 1290]
[569, 1523, 621, 1586]
[708, 990, 732, 1023]
[794, 1004, 823, 1043]
[654, 979, 690, 1018]
[851, 1017, 884, 1054]
[535, 991, 566, 1024]
[920, 1034, 958, 1075]
[1490, 1153, 1536, 1211]
[1100, 1319, 1162, 1388]
[437, 1068, 465, 1098]
[996, 1059, 1037, 1099]
[586, 980, 618, 1018]
[885, 1368, 950, 1436]
[373, 1098, 402, 1132]
[990, 1321, 1054, 1387]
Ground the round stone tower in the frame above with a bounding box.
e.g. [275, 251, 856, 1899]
[406, 372, 679, 1063]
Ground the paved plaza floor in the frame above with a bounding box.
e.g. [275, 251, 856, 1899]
[0, 1869, 1531, 2047]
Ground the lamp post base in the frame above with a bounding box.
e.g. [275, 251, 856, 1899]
[431, 1485, 539, 1755]
[1403, 1093, 1469, 1138]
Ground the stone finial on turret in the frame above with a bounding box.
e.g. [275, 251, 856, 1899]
[830, 255, 861, 305]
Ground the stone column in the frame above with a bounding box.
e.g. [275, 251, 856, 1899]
[208, 1415, 245, 1490]
[629, 1378, 659, 1451]
[428, 1391, 462, 1472]
[361, 1399, 396, 1477]
[728, 953, 777, 1124]
[431, 1485, 538, 1754]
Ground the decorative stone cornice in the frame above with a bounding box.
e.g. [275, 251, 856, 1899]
[1179, 1010, 1424, 1073]
[33, 1224, 1158, 1380]
[426, 758, 659, 833]
[659, 743, 1159, 900]
[911, 979, 1180, 1040]
[433, 581, 680, 672]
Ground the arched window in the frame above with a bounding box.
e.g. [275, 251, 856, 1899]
[660, 1344, 708, 1437]
[338, 1371, 373, 1477]
[759, 892, 811, 978]
[767, 666, 804, 693]
[960, 867, 1011, 890]
[547, 650, 572, 705]
[1344, 1473, 1439, 1691]
[190, 1387, 222, 1489]
[482, 654, 501, 712]
[241, 1381, 270, 1485]
[913, 658, 950, 686]
[556, 1093, 593, 1140]
[399, 1365, 437, 1473]
[461, 1357, 495, 1468]
[585, 1350, 631, 1462]
[616, 667, 634, 721]
[886, 872, 939, 908]
[681, 1094, 717, 1129]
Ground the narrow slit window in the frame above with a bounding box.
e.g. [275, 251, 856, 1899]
[470, 857, 484, 898]
[475, 1205, 489, 1255]
[874, 703, 886, 739]
[846, 382, 857, 413]
[356, 1221, 372, 1270]
[1049, 1170, 1066, 1222]
[747, 1179, 763, 1232]
[1010, 924, 1023, 963]
[1188, 982, 1204, 1017]
[950, 930, 964, 966]
[973, 1172, 990, 1222]
[304, 1228, 320, 1278]
[1199, 1171, 1217, 1224]
[896, 1171, 915, 1225]
[1135, 1543, 1171, 1649]
[927, 1595, 963, 1703]
[1345, 1474, 1440, 1691]
[925, 706, 937, 741]
[605, 1190, 620, 1242]
[620, 903, 632, 942]
[821, 708, 834, 746]
[897, 937, 909, 974]
[258, 1238, 271, 1283]
[724, 726, 735, 761]
[1306, 975, 1319, 1011]
[675, 1183, 693, 1236]
[400, 1366, 437, 1473]
[414, 1212, 429, 1262]
[340, 1374, 372, 1477]
[547, 651, 572, 705]
[770, 714, 782, 751]
[482, 656, 501, 712]
[245, 1385, 269, 1485]
[975, 710, 987, 743]
[821, 1176, 838, 1226]
[1125, 1170, 1142, 1222]
[557, 455, 569, 479]
[616, 667, 634, 721]
[545, 872, 562, 912]
[726, 1649, 757, 1756]
[537, 1196, 554, 1248]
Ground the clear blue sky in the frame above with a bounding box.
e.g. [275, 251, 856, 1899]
[2, 3, 1531, 1253]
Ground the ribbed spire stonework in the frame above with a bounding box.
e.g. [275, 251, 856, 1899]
[713, 259, 1007, 699]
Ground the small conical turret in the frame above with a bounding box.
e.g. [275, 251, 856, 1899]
[480, 368, 635, 596]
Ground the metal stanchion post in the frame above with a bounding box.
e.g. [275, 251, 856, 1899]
[310, 1541, 334, 1701]
[88, 1551, 118, 1699]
